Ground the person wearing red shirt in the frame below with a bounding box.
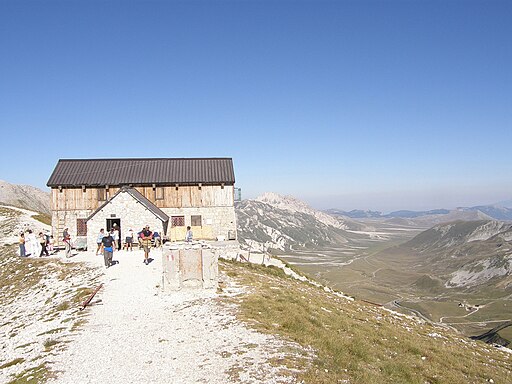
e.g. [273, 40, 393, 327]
[140, 225, 153, 265]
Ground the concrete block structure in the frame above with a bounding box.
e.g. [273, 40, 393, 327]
[162, 244, 218, 291]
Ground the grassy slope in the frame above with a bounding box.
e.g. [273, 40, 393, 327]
[31, 213, 51, 226]
[221, 260, 511, 384]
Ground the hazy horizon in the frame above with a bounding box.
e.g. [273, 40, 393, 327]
[250, 189, 512, 213]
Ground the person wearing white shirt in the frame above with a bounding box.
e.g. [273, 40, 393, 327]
[112, 225, 120, 251]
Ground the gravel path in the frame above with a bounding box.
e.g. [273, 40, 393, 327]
[49, 248, 301, 383]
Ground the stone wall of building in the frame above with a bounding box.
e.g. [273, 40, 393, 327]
[52, 209, 93, 248]
[161, 206, 237, 241]
[51, 190, 237, 250]
[86, 192, 166, 252]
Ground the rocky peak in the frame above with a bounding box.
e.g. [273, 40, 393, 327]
[0, 180, 50, 215]
[256, 192, 347, 229]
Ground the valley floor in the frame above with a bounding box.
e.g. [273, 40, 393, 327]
[279, 242, 512, 342]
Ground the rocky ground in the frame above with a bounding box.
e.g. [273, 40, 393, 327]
[1, 244, 308, 383]
[0, 248, 101, 383]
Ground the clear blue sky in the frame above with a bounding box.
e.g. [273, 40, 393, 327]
[1, 0, 511, 212]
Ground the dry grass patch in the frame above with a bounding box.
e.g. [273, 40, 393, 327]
[31, 213, 51, 226]
[221, 260, 512, 384]
[71, 318, 87, 331]
[6, 363, 52, 384]
[0, 358, 25, 369]
[71, 287, 95, 305]
[43, 338, 60, 352]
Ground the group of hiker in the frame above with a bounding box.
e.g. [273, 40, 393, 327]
[19, 224, 194, 268]
[96, 224, 162, 268]
[18, 229, 54, 258]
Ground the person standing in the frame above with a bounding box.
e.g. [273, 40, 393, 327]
[47, 235, 54, 253]
[109, 228, 115, 245]
[39, 232, 49, 257]
[124, 228, 134, 251]
[96, 229, 105, 255]
[44, 232, 51, 252]
[19, 232, 26, 257]
[153, 231, 161, 247]
[63, 227, 72, 258]
[140, 225, 153, 265]
[185, 226, 193, 243]
[26, 229, 38, 256]
[112, 225, 120, 251]
[137, 229, 143, 249]
[101, 231, 115, 268]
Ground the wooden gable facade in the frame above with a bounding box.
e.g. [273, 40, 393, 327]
[47, 158, 237, 248]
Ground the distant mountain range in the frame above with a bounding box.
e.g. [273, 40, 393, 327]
[237, 193, 512, 292]
[240, 194, 512, 297]
[496, 199, 512, 208]
[0, 180, 50, 215]
[236, 198, 348, 252]
[396, 220, 512, 290]
[326, 209, 383, 218]
[235, 193, 375, 252]
[237, 193, 512, 347]
[327, 208, 450, 219]
[458, 205, 512, 221]
[327, 205, 512, 221]
[237, 193, 512, 252]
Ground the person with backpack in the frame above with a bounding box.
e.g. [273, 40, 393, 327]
[101, 230, 115, 268]
[140, 225, 153, 265]
[39, 232, 49, 257]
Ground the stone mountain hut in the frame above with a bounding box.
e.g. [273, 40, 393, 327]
[46, 158, 238, 250]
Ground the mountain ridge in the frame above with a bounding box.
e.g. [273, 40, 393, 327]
[0, 180, 50, 215]
[237, 193, 381, 252]
[327, 204, 512, 221]
[395, 220, 512, 290]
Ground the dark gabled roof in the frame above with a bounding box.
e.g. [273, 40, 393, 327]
[87, 187, 169, 222]
[47, 158, 235, 187]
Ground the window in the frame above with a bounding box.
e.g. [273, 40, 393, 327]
[191, 215, 202, 227]
[77, 219, 87, 236]
[97, 188, 106, 201]
[171, 216, 185, 227]
[234, 187, 242, 202]
[155, 187, 164, 200]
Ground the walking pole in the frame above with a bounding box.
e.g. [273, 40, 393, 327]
[79, 283, 104, 311]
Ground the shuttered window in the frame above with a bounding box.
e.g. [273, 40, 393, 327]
[97, 188, 106, 201]
[191, 215, 202, 226]
[155, 187, 164, 200]
[77, 219, 87, 236]
[171, 216, 185, 227]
